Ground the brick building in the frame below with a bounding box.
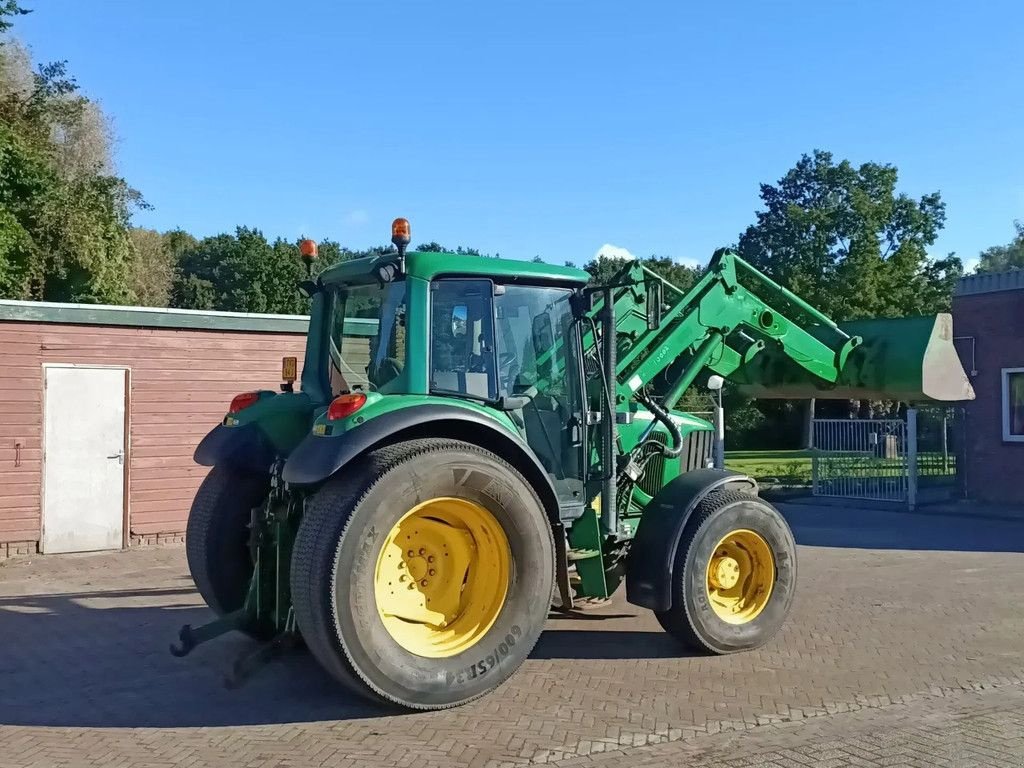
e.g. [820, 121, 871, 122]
[953, 270, 1024, 505]
[0, 300, 309, 558]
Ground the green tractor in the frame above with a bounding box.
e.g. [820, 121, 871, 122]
[173, 218, 973, 709]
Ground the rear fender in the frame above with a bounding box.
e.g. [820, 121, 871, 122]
[625, 468, 757, 611]
[194, 392, 314, 474]
[281, 404, 561, 525]
[194, 423, 277, 474]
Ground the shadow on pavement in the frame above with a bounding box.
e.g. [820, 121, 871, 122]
[530, 630, 696, 660]
[0, 588, 394, 728]
[781, 503, 1024, 553]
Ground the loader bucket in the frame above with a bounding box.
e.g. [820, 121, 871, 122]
[733, 313, 975, 403]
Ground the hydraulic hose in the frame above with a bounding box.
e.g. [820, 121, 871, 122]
[634, 392, 683, 459]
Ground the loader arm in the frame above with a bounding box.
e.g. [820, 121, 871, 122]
[586, 248, 973, 409]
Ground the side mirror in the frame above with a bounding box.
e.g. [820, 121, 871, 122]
[298, 279, 319, 299]
[451, 305, 468, 337]
[645, 279, 663, 331]
[532, 311, 554, 355]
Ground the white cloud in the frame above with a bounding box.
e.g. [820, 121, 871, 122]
[675, 256, 703, 270]
[593, 244, 705, 270]
[342, 209, 369, 227]
[963, 256, 981, 275]
[595, 243, 636, 261]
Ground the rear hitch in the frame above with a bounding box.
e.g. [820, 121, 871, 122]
[169, 609, 248, 657]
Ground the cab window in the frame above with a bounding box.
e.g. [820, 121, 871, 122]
[429, 279, 496, 400]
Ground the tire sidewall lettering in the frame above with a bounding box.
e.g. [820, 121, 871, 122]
[330, 446, 553, 707]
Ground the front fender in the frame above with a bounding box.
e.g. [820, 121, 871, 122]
[625, 468, 757, 612]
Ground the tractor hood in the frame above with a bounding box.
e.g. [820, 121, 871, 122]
[730, 313, 975, 403]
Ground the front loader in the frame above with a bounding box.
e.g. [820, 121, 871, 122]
[172, 218, 974, 709]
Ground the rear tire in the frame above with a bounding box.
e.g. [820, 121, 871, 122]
[655, 491, 796, 654]
[185, 465, 269, 624]
[291, 439, 555, 710]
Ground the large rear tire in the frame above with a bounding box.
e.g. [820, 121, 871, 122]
[185, 465, 269, 620]
[290, 439, 555, 710]
[655, 491, 796, 654]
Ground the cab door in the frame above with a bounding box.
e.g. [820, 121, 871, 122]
[493, 285, 586, 513]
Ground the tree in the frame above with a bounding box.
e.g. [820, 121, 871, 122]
[127, 228, 175, 306]
[0, 2, 28, 36]
[737, 150, 958, 320]
[171, 227, 308, 314]
[582, 254, 701, 294]
[0, 29, 145, 303]
[731, 151, 962, 445]
[977, 221, 1024, 273]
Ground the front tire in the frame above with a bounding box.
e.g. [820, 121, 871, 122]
[291, 439, 555, 710]
[655, 491, 797, 654]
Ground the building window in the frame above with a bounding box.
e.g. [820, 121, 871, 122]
[1003, 368, 1024, 442]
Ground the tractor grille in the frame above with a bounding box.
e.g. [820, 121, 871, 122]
[637, 432, 667, 496]
[638, 428, 714, 496]
[681, 428, 713, 472]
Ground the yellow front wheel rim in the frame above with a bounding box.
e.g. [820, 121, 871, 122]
[705, 529, 775, 624]
[373, 497, 510, 658]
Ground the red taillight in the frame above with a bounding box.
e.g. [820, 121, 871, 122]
[327, 392, 366, 421]
[229, 392, 261, 414]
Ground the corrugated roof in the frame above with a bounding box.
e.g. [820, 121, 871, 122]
[954, 269, 1024, 296]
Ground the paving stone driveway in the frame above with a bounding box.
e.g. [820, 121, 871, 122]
[1, 503, 1023, 767]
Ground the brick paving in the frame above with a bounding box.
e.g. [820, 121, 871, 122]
[1, 505, 1023, 767]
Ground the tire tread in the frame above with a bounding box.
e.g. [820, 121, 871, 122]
[655, 490, 791, 653]
[290, 438, 554, 710]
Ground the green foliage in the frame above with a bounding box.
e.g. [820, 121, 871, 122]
[976, 221, 1024, 273]
[0, 2, 29, 36]
[582, 254, 701, 292]
[737, 150, 958, 320]
[729, 151, 961, 449]
[127, 228, 176, 307]
[171, 228, 309, 314]
[414, 242, 489, 257]
[0, 35, 145, 303]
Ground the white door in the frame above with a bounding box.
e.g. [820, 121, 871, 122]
[42, 366, 127, 553]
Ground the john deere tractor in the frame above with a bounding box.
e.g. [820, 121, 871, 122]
[173, 218, 973, 709]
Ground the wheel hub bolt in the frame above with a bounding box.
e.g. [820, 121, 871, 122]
[710, 556, 741, 590]
[428, 569, 436, 576]
[428, 556, 435, 563]
[420, 579, 428, 587]
[419, 548, 426, 556]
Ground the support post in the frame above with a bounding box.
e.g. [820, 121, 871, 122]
[907, 408, 918, 511]
[942, 413, 950, 474]
[713, 405, 725, 469]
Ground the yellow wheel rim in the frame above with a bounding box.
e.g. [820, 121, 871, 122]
[373, 497, 510, 658]
[705, 529, 775, 624]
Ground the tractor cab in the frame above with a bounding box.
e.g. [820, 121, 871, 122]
[298, 219, 591, 511]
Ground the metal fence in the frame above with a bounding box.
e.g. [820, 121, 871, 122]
[811, 418, 912, 504]
[914, 406, 963, 485]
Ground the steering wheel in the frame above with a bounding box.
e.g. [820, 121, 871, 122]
[369, 357, 403, 389]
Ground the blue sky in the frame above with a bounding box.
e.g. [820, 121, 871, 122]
[13, 1, 1024, 270]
